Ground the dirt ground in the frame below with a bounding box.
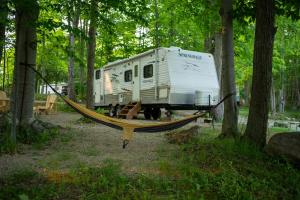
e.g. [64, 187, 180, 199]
[0, 112, 193, 177]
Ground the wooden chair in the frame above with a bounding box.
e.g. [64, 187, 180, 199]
[34, 94, 57, 115]
[0, 90, 10, 113]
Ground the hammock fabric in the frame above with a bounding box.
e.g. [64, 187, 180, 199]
[23, 63, 229, 148]
[63, 96, 206, 147]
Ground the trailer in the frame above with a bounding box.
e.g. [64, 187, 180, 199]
[93, 47, 220, 119]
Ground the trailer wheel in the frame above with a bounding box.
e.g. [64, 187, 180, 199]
[151, 107, 161, 120]
[144, 107, 152, 120]
[115, 105, 122, 118]
[108, 105, 115, 117]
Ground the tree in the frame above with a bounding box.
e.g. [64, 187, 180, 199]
[11, 0, 39, 137]
[244, 0, 276, 148]
[86, 0, 98, 109]
[219, 0, 239, 138]
[67, 0, 81, 101]
[0, 0, 8, 63]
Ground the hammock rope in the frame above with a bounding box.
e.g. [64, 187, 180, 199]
[22, 62, 234, 148]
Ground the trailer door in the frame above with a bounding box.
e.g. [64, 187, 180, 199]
[132, 62, 140, 101]
[94, 69, 102, 105]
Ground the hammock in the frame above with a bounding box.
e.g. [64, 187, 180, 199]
[24, 63, 230, 148]
[64, 97, 206, 147]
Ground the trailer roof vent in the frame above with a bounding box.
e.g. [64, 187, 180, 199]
[169, 46, 181, 52]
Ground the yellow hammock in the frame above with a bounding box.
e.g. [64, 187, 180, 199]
[63, 97, 206, 148]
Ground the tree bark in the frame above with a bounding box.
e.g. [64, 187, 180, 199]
[219, 0, 239, 138]
[67, 27, 77, 101]
[212, 33, 224, 121]
[86, 0, 98, 109]
[67, 4, 80, 101]
[0, 0, 8, 63]
[12, 0, 39, 127]
[244, 0, 275, 148]
[79, 19, 85, 98]
[270, 78, 276, 116]
[243, 79, 250, 106]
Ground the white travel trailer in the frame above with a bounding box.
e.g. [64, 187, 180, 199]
[93, 47, 220, 119]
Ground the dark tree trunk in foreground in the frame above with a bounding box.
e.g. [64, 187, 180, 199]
[86, 0, 98, 109]
[0, 0, 8, 63]
[219, 0, 239, 138]
[244, 0, 276, 148]
[12, 0, 39, 127]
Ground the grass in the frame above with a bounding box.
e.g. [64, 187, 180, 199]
[1, 128, 299, 200]
[239, 106, 249, 117]
[57, 103, 76, 113]
[239, 106, 300, 121]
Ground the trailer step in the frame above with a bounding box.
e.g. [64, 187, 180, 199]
[118, 101, 141, 119]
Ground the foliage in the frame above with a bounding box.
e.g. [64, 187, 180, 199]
[0, 125, 59, 154]
[57, 103, 76, 112]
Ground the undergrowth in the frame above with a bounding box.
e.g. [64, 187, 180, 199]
[1, 128, 299, 199]
[0, 127, 59, 154]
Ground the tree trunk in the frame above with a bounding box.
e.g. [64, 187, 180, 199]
[154, 0, 160, 48]
[270, 79, 276, 116]
[12, 0, 39, 131]
[219, 0, 239, 138]
[296, 77, 300, 108]
[67, 6, 80, 101]
[244, 0, 275, 148]
[86, 0, 98, 109]
[79, 19, 85, 98]
[212, 33, 224, 121]
[243, 79, 250, 106]
[68, 29, 77, 101]
[0, 0, 8, 63]
[279, 89, 285, 113]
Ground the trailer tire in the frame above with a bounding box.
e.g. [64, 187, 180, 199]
[115, 105, 122, 118]
[144, 107, 152, 120]
[151, 107, 161, 120]
[108, 105, 115, 117]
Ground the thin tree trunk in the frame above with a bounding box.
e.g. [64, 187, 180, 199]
[243, 79, 250, 106]
[154, 0, 160, 48]
[67, 5, 80, 101]
[68, 28, 77, 101]
[86, 0, 98, 109]
[2, 47, 5, 90]
[212, 33, 224, 121]
[295, 74, 300, 108]
[36, 32, 45, 94]
[168, 9, 175, 46]
[219, 0, 239, 138]
[279, 89, 285, 112]
[244, 0, 276, 148]
[79, 19, 85, 98]
[12, 0, 39, 134]
[0, 0, 8, 64]
[270, 78, 276, 116]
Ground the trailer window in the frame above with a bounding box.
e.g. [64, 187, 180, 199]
[143, 64, 153, 78]
[134, 65, 138, 77]
[95, 70, 101, 80]
[124, 70, 132, 82]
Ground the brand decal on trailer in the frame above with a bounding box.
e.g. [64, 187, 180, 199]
[179, 53, 202, 60]
[184, 62, 202, 72]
